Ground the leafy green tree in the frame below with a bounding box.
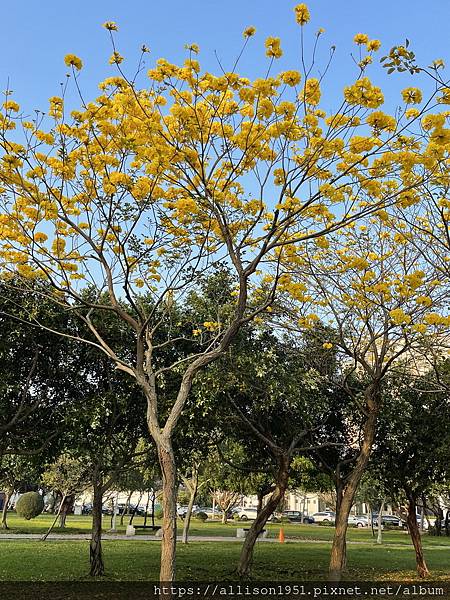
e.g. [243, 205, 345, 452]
[40, 454, 90, 538]
[372, 369, 450, 577]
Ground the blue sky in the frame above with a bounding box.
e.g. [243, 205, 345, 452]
[1, 0, 448, 113]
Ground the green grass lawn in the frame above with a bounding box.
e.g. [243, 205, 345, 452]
[0, 539, 449, 582]
[3, 512, 450, 549]
[1, 513, 450, 583]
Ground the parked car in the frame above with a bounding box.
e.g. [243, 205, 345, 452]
[348, 515, 369, 527]
[81, 503, 93, 515]
[233, 507, 274, 521]
[311, 511, 336, 524]
[177, 505, 190, 518]
[371, 513, 406, 528]
[277, 510, 314, 523]
[192, 506, 218, 518]
[417, 516, 429, 530]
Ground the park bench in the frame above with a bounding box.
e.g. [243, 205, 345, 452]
[133, 525, 161, 533]
[237, 528, 267, 538]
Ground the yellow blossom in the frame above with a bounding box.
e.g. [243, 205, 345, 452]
[203, 321, 220, 331]
[109, 52, 124, 65]
[322, 342, 333, 349]
[64, 54, 83, 70]
[243, 26, 256, 38]
[302, 78, 321, 105]
[103, 21, 118, 31]
[281, 70, 301, 86]
[185, 44, 200, 54]
[265, 37, 283, 59]
[416, 295, 433, 307]
[412, 324, 428, 334]
[405, 108, 420, 119]
[401, 87, 422, 104]
[3, 100, 20, 112]
[389, 308, 411, 325]
[366, 39, 381, 51]
[294, 3, 310, 25]
[354, 33, 369, 45]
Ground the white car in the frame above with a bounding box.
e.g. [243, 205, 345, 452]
[233, 507, 273, 521]
[348, 515, 369, 527]
[311, 511, 336, 524]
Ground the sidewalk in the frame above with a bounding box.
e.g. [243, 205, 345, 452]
[0, 533, 448, 549]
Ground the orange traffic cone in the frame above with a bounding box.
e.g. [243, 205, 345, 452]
[279, 527, 285, 543]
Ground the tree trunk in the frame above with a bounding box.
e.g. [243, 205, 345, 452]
[1, 491, 11, 529]
[59, 495, 73, 528]
[151, 490, 156, 528]
[406, 495, 430, 578]
[256, 490, 264, 516]
[90, 480, 105, 577]
[129, 491, 143, 525]
[368, 502, 375, 538]
[237, 454, 290, 578]
[120, 491, 133, 526]
[334, 481, 347, 570]
[182, 471, 198, 544]
[377, 499, 385, 545]
[41, 493, 66, 541]
[158, 441, 177, 582]
[329, 405, 378, 581]
[143, 491, 151, 527]
[222, 510, 228, 524]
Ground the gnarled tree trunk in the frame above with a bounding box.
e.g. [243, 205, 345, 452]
[237, 454, 290, 578]
[329, 406, 378, 581]
[90, 479, 104, 577]
[158, 441, 177, 582]
[406, 493, 430, 578]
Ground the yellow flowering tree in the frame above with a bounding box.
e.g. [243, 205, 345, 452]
[0, 4, 448, 581]
[273, 216, 448, 579]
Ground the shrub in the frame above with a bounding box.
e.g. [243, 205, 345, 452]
[194, 511, 208, 522]
[154, 507, 163, 520]
[15, 492, 44, 520]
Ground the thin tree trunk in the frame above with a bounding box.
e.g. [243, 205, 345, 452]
[41, 493, 66, 541]
[1, 491, 11, 529]
[120, 491, 133, 526]
[143, 491, 151, 527]
[329, 406, 378, 581]
[59, 495, 73, 528]
[158, 441, 177, 582]
[182, 470, 198, 544]
[151, 490, 156, 528]
[368, 502, 375, 537]
[90, 480, 105, 577]
[406, 495, 430, 578]
[237, 454, 290, 578]
[377, 499, 385, 545]
[129, 491, 143, 525]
